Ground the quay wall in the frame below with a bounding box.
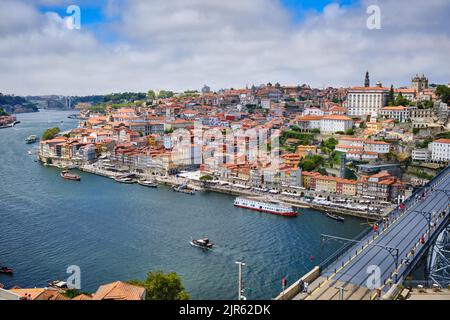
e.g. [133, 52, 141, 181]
[37, 155, 386, 220]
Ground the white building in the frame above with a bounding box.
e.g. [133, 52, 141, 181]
[430, 139, 450, 162]
[412, 149, 431, 162]
[347, 86, 390, 117]
[302, 107, 324, 117]
[320, 115, 354, 133]
[395, 88, 417, 102]
[336, 137, 391, 159]
[380, 106, 411, 123]
[295, 115, 353, 133]
[364, 141, 391, 154]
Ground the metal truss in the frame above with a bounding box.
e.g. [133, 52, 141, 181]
[428, 223, 450, 288]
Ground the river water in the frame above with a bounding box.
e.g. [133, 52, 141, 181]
[0, 110, 366, 299]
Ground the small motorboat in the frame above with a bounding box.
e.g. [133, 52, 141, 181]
[138, 180, 158, 188]
[26, 135, 39, 144]
[114, 177, 135, 184]
[326, 212, 345, 222]
[0, 266, 13, 275]
[61, 170, 81, 181]
[190, 237, 214, 249]
[47, 280, 68, 289]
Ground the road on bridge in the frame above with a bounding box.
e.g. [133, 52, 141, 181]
[295, 167, 450, 300]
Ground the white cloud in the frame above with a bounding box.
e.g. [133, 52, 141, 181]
[0, 0, 449, 96]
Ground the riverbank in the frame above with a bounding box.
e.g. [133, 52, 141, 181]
[58, 162, 386, 220]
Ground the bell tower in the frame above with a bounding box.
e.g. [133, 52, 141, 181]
[364, 71, 370, 87]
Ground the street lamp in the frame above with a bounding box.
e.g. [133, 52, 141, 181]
[236, 261, 246, 301]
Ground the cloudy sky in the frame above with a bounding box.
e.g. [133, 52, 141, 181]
[1, 0, 449, 95]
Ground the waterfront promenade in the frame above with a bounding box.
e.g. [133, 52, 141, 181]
[78, 163, 388, 219]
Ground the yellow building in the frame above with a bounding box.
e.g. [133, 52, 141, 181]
[315, 176, 338, 193]
[296, 145, 318, 159]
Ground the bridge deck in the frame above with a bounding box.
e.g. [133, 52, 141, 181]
[294, 166, 450, 300]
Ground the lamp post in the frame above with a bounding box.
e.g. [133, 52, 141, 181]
[236, 261, 246, 301]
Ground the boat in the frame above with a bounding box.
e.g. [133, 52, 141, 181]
[173, 184, 195, 195]
[25, 135, 39, 144]
[190, 237, 214, 249]
[60, 170, 81, 181]
[47, 280, 68, 289]
[326, 212, 345, 222]
[234, 197, 298, 217]
[138, 180, 158, 188]
[114, 177, 135, 184]
[0, 267, 13, 275]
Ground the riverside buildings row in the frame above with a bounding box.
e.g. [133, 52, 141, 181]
[39, 74, 449, 202]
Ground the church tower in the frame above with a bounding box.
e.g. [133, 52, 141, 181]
[364, 71, 370, 87]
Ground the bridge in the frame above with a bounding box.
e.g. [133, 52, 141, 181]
[277, 165, 450, 300]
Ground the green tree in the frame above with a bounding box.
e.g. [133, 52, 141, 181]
[436, 85, 450, 104]
[389, 92, 411, 107]
[147, 90, 156, 100]
[42, 127, 61, 141]
[299, 155, 325, 172]
[321, 138, 338, 154]
[345, 128, 355, 135]
[200, 175, 214, 181]
[129, 271, 189, 300]
[0, 107, 8, 116]
[157, 90, 175, 99]
[388, 85, 395, 104]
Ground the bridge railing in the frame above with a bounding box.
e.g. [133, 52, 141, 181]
[319, 225, 372, 272]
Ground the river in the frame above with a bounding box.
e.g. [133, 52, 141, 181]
[0, 110, 367, 299]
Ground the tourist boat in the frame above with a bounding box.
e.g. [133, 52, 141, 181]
[190, 237, 214, 249]
[114, 177, 135, 184]
[0, 266, 13, 275]
[234, 197, 297, 217]
[60, 170, 81, 181]
[47, 280, 68, 289]
[326, 212, 345, 222]
[138, 180, 158, 188]
[25, 135, 38, 144]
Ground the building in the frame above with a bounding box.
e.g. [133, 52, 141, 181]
[430, 139, 450, 163]
[9, 288, 69, 300]
[336, 137, 390, 158]
[411, 74, 429, 93]
[280, 167, 302, 187]
[296, 145, 318, 159]
[434, 101, 449, 124]
[202, 85, 211, 94]
[93, 281, 146, 300]
[380, 106, 411, 123]
[395, 88, 417, 102]
[347, 86, 390, 117]
[320, 115, 354, 133]
[294, 115, 354, 133]
[357, 171, 403, 201]
[412, 148, 431, 162]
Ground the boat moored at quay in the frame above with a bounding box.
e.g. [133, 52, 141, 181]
[234, 197, 298, 217]
[60, 170, 81, 181]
